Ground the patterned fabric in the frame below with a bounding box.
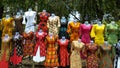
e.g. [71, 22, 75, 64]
[80, 24, 92, 44]
[23, 32, 34, 56]
[105, 23, 118, 45]
[59, 21, 69, 39]
[38, 12, 50, 32]
[114, 42, 120, 68]
[86, 43, 99, 68]
[67, 22, 80, 42]
[47, 16, 60, 35]
[58, 39, 69, 67]
[0, 36, 12, 61]
[44, 35, 59, 67]
[100, 44, 113, 68]
[10, 35, 23, 65]
[90, 24, 105, 45]
[1, 17, 14, 37]
[13, 16, 24, 34]
[33, 32, 47, 56]
[70, 41, 84, 68]
[0, 17, 14, 61]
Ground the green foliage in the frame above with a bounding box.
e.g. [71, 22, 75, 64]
[0, 0, 119, 21]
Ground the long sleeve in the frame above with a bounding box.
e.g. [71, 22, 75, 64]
[47, 19, 50, 28]
[67, 23, 71, 34]
[57, 16, 61, 27]
[90, 24, 96, 38]
[22, 14, 26, 24]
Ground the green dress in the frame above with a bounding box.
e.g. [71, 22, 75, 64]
[105, 23, 118, 45]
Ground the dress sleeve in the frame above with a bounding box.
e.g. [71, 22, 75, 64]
[22, 14, 26, 24]
[57, 16, 61, 27]
[90, 24, 96, 38]
[47, 18, 50, 28]
[67, 22, 71, 34]
[79, 24, 83, 37]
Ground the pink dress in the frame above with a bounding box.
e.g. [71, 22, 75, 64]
[80, 24, 92, 44]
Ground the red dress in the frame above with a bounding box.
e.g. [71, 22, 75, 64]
[86, 43, 99, 68]
[38, 12, 50, 32]
[0, 51, 8, 68]
[33, 32, 47, 56]
[58, 39, 69, 67]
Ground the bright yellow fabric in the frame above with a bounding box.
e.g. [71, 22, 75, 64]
[1, 17, 14, 37]
[90, 24, 105, 45]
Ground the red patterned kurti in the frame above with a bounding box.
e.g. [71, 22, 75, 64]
[86, 43, 99, 68]
[58, 39, 69, 67]
[38, 12, 50, 32]
[33, 32, 47, 56]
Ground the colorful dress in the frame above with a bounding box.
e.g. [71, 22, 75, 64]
[90, 24, 105, 45]
[100, 44, 113, 68]
[57, 39, 69, 67]
[38, 12, 50, 32]
[23, 32, 34, 56]
[67, 22, 80, 42]
[44, 35, 59, 67]
[80, 24, 92, 44]
[33, 32, 47, 62]
[1, 17, 14, 37]
[47, 16, 60, 35]
[70, 41, 84, 68]
[0, 17, 14, 61]
[86, 43, 99, 68]
[13, 16, 24, 34]
[105, 23, 118, 45]
[114, 42, 120, 68]
[10, 35, 23, 65]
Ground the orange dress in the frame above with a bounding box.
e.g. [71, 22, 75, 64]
[44, 35, 59, 67]
[67, 22, 80, 42]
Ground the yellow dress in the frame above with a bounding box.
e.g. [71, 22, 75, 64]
[90, 24, 105, 45]
[0, 18, 14, 61]
[1, 17, 14, 37]
[67, 22, 80, 42]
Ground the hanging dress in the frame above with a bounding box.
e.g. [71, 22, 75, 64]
[90, 24, 105, 45]
[0, 36, 12, 68]
[22, 11, 36, 33]
[70, 41, 84, 68]
[57, 39, 69, 67]
[23, 32, 34, 56]
[10, 35, 23, 65]
[47, 16, 60, 35]
[13, 16, 24, 34]
[86, 43, 99, 68]
[33, 32, 47, 62]
[38, 11, 50, 32]
[100, 44, 113, 68]
[80, 24, 92, 44]
[67, 22, 80, 42]
[44, 35, 59, 67]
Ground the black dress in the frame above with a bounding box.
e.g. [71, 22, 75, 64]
[59, 21, 69, 39]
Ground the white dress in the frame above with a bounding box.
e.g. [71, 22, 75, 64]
[22, 11, 36, 33]
[33, 46, 45, 62]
